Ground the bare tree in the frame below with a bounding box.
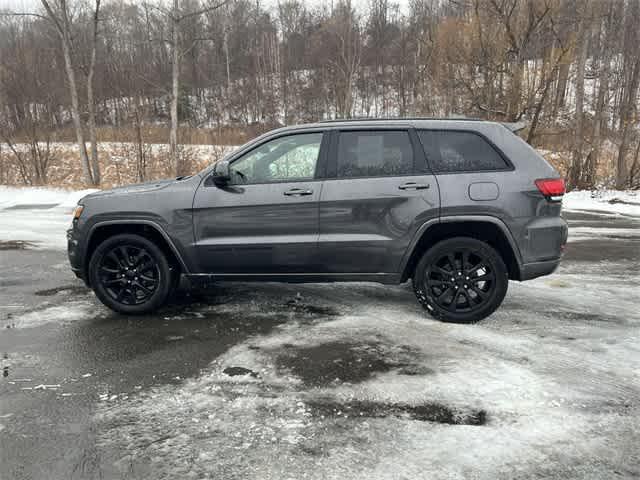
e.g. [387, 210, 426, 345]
[37, 0, 102, 185]
[615, 0, 640, 188]
[319, 1, 361, 118]
[148, 0, 228, 176]
[2, 0, 640, 189]
[85, 0, 102, 185]
[568, 1, 590, 190]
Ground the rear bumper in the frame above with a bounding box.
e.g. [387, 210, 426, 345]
[518, 214, 567, 280]
[519, 258, 561, 281]
[523, 216, 568, 262]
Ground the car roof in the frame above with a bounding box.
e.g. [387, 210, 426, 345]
[269, 117, 507, 134]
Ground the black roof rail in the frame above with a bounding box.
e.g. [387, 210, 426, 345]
[317, 116, 484, 123]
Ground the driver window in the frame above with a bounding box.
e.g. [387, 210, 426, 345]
[230, 133, 323, 184]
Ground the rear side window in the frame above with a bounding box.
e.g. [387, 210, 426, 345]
[418, 130, 508, 173]
[336, 131, 414, 178]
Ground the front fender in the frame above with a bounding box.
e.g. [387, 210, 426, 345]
[85, 218, 191, 273]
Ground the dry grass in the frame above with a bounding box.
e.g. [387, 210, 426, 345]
[0, 142, 233, 189]
[0, 125, 253, 188]
[8, 125, 264, 147]
[540, 145, 622, 187]
[0, 124, 626, 189]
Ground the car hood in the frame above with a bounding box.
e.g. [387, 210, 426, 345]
[81, 177, 188, 201]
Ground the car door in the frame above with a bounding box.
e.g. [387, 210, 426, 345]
[192, 131, 327, 274]
[318, 127, 440, 276]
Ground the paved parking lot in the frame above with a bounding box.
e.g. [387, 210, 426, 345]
[1, 210, 639, 479]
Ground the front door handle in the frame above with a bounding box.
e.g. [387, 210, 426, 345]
[398, 182, 430, 190]
[284, 187, 313, 196]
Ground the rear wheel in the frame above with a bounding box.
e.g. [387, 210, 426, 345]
[412, 237, 508, 323]
[89, 234, 172, 314]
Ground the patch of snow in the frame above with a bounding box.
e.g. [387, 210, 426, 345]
[0, 186, 98, 210]
[91, 256, 640, 478]
[5, 300, 103, 329]
[0, 186, 98, 249]
[563, 190, 640, 217]
[568, 226, 640, 242]
[0, 208, 73, 249]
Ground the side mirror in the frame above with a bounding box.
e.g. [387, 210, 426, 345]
[211, 160, 231, 185]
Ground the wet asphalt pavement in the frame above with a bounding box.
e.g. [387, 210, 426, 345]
[1, 210, 639, 480]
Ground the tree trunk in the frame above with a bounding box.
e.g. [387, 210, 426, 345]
[62, 36, 93, 185]
[588, 5, 613, 189]
[569, 11, 589, 189]
[223, 28, 231, 93]
[616, 57, 640, 188]
[628, 139, 640, 188]
[170, 0, 181, 176]
[508, 54, 524, 121]
[553, 61, 570, 117]
[134, 97, 146, 182]
[87, 73, 99, 185]
[40, 0, 93, 185]
[86, 0, 101, 185]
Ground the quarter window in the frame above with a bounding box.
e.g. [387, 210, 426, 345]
[336, 131, 414, 178]
[418, 130, 508, 172]
[230, 133, 323, 184]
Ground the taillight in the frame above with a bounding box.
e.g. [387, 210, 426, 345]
[535, 178, 565, 201]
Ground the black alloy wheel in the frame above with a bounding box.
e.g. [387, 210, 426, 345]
[89, 234, 173, 314]
[413, 237, 508, 323]
[98, 244, 160, 305]
[426, 249, 495, 313]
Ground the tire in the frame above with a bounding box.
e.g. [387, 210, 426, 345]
[412, 237, 508, 323]
[89, 233, 173, 315]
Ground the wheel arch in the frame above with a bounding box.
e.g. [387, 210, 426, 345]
[84, 220, 188, 285]
[400, 216, 523, 282]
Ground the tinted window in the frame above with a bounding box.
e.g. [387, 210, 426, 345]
[230, 133, 322, 184]
[336, 131, 414, 178]
[418, 130, 508, 172]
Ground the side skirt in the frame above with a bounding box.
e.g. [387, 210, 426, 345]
[184, 272, 401, 285]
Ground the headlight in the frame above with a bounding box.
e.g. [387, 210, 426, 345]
[72, 205, 84, 220]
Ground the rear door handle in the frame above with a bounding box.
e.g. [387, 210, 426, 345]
[284, 187, 313, 196]
[398, 182, 430, 190]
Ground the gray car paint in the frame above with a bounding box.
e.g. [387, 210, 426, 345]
[68, 119, 567, 285]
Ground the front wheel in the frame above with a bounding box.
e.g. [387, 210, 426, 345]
[412, 237, 508, 323]
[89, 234, 173, 314]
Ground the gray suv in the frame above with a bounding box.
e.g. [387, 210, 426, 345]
[67, 119, 568, 323]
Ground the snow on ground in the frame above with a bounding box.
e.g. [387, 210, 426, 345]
[92, 271, 640, 479]
[1, 186, 639, 478]
[6, 300, 99, 329]
[563, 190, 640, 217]
[0, 186, 97, 210]
[568, 226, 640, 242]
[4, 141, 238, 158]
[0, 187, 98, 249]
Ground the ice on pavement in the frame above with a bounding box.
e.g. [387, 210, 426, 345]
[6, 300, 102, 329]
[94, 271, 640, 479]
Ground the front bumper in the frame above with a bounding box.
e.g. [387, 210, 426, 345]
[67, 228, 86, 283]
